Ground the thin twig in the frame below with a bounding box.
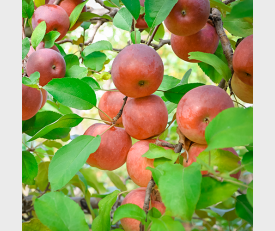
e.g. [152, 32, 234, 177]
[155, 139, 177, 149]
[95, 0, 113, 11]
[223, 0, 236, 4]
[80, 20, 104, 46]
[112, 96, 128, 125]
[53, 0, 62, 5]
[147, 24, 161, 46]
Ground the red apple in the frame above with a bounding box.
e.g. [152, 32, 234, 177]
[121, 188, 166, 231]
[182, 143, 241, 179]
[164, 0, 210, 36]
[22, 84, 43, 121]
[32, 4, 70, 41]
[171, 22, 219, 63]
[176, 85, 234, 144]
[98, 90, 127, 127]
[126, 139, 173, 187]
[26, 49, 66, 86]
[27, 42, 60, 57]
[84, 123, 132, 170]
[111, 44, 164, 98]
[231, 73, 253, 104]
[232, 35, 253, 86]
[135, 0, 148, 29]
[122, 95, 168, 140]
[40, 89, 48, 109]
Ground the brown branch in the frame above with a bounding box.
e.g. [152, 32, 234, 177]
[155, 139, 177, 149]
[112, 96, 128, 125]
[56, 38, 74, 44]
[95, 0, 113, 11]
[223, 0, 236, 4]
[147, 24, 161, 46]
[53, 0, 62, 5]
[141, 39, 171, 50]
[81, 20, 104, 46]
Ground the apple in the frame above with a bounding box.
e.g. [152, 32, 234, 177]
[171, 22, 219, 63]
[26, 49, 66, 86]
[46, 0, 87, 31]
[135, 0, 148, 29]
[231, 73, 253, 104]
[126, 139, 173, 187]
[121, 187, 166, 231]
[98, 90, 127, 127]
[182, 143, 241, 179]
[22, 84, 43, 121]
[232, 35, 253, 86]
[84, 123, 132, 170]
[27, 42, 60, 57]
[40, 89, 48, 109]
[164, 0, 210, 36]
[32, 4, 70, 41]
[111, 44, 164, 98]
[176, 85, 234, 144]
[122, 95, 168, 140]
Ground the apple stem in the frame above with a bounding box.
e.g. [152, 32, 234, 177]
[112, 96, 128, 125]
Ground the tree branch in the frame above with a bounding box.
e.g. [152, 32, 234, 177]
[141, 39, 171, 50]
[112, 96, 128, 125]
[53, 0, 62, 5]
[223, 0, 236, 4]
[147, 24, 161, 46]
[95, 0, 113, 11]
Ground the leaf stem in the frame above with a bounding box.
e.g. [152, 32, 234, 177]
[100, 124, 115, 136]
[93, 105, 112, 121]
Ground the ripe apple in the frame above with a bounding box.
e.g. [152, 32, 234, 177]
[32, 4, 70, 41]
[176, 85, 234, 144]
[135, 0, 148, 29]
[40, 89, 48, 109]
[27, 42, 60, 57]
[111, 44, 164, 98]
[231, 73, 253, 104]
[26, 49, 66, 86]
[98, 90, 127, 127]
[122, 95, 168, 140]
[171, 22, 219, 63]
[84, 123, 132, 170]
[22, 84, 43, 121]
[46, 0, 87, 31]
[232, 35, 253, 86]
[126, 139, 173, 187]
[121, 188, 166, 231]
[182, 143, 241, 179]
[164, 0, 210, 36]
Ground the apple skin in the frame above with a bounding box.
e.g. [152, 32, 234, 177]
[122, 95, 168, 140]
[232, 35, 253, 86]
[98, 90, 127, 126]
[32, 4, 70, 41]
[84, 123, 132, 170]
[111, 44, 164, 98]
[182, 143, 241, 179]
[231, 73, 253, 104]
[46, 0, 87, 31]
[26, 49, 66, 86]
[171, 22, 219, 63]
[40, 89, 48, 109]
[164, 0, 210, 36]
[22, 84, 43, 121]
[126, 139, 173, 187]
[135, 0, 148, 29]
[176, 85, 234, 144]
[27, 42, 60, 57]
[121, 188, 166, 231]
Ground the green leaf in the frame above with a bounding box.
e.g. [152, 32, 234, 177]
[145, 23, 165, 42]
[151, 215, 186, 231]
[28, 114, 83, 141]
[48, 135, 101, 191]
[55, 43, 66, 57]
[205, 107, 253, 151]
[144, 0, 178, 28]
[44, 31, 60, 48]
[165, 101, 177, 114]
[35, 162, 50, 191]
[92, 190, 120, 231]
[22, 0, 35, 19]
[113, 7, 133, 31]
[247, 181, 253, 206]
[131, 30, 141, 44]
[196, 177, 239, 209]
[81, 21, 91, 30]
[230, 0, 253, 18]
[43, 140, 63, 149]
[22, 151, 38, 185]
[83, 51, 107, 72]
[209, 0, 232, 15]
[158, 75, 180, 91]
[34, 192, 89, 231]
[222, 16, 253, 37]
[22, 218, 50, 231]
[64, 54, 79, 71]
[197, 149, 240, 173]
[81, 77, 101, 90]
[106, 171, 127, 191]
[83, 40, 112, 56]
[235, 194, 253, 225]
[22, 71, 40, 88]
[66, 65, 88, 78]
[34, 0, 45, 8]
[164, 83, 204, 104]
[22, 37, 30, 60]
[146, 166, 164, 186]
[80, 168, 107, 193]
[69, 0, 89, 29]
[112, 204, 146, 224]
[189, 52, 231, 81]
[121, 0, 140, 20]
[179, 69, 192, 85]
[42, 101, 73, 115]
[43, 78, 97, 110]
[158, 162, 202, 221]
[77, 12, 112, 22]
[242, 151, 253, 173]
[31, 21, 47, 50]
